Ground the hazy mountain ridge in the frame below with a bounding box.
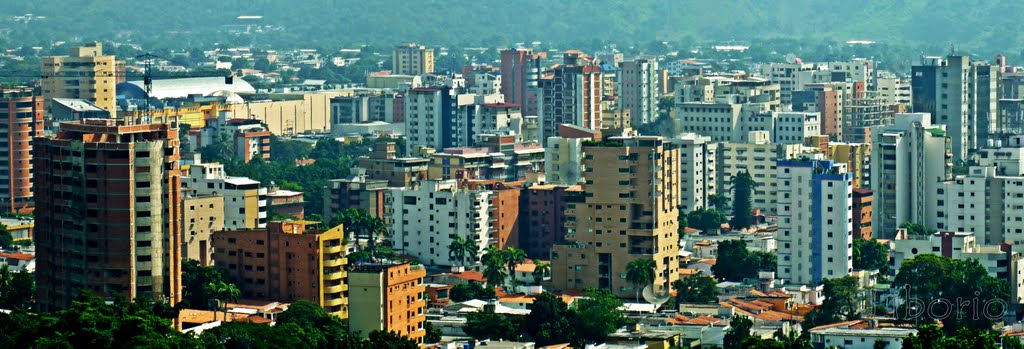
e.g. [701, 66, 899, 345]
[1, 0, 1021, 51]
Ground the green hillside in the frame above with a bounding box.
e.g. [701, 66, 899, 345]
[1, 0, 1021, 53]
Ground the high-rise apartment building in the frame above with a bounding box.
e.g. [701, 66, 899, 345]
[500, 48, 547, 117]
[182, 162, 267, 230]
[717, 131, 813, 214]
[392, 42, 434, 76]
[355, 142, 428, 187]
[539, 51, 603, 140]
[0, 88, 44, 214]
[211, 221, 349, 317]
[551, 136, 681, 298]
[34, 119, 182, 311]
[776, 160, 854, 285]
[911, 55, 998, 162]
[675, 133, 717, 213]
[870, 113, 951, 239]
[519, 184, 582, 259]
[40, 42, 117, 115]
[386, 180, 493, 266]
[545, 124, 599, 185]
[852, 188, 873, 240]
[619, 58, 660, 125]
[349, 263, 426, 344]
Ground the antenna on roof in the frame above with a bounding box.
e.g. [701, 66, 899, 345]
[136, 53, 158, 125]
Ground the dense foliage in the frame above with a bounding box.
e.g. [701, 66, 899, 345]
[730, 171, 757, 230]
[894, 254, 1010, 332]
[0, 294, 420, 349]
[0, 264, 34, 311]
[711, 239, 777, 282]
[901, 324, 1004, 349]
[802, 276, 862, 329]
[671, 272, 720, 306]
[685, 207, 729, 233]
[852, 238, 890, 274]
[449, 282, 497, 302]
[463, 289, 624, 348]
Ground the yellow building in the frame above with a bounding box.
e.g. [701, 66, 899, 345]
[182, 193, 225, 266]
[41, 42, 117, 115]
[827, 142, 871, 189]
[349, 263, 427, 344]
[229, 92, 350, 135]
[119, 101, 232, 129]
[552, 135, 681, 298]
[392, 42, 434, 75]
[601, 107, 631, 131]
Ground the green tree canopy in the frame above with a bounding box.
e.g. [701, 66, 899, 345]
[803, 276, 861, 329]
[449, 282, 496, 302]
[712, 240, 776, 281]
[853, 238, 890, 274]
[730, 171, 757, 230]
[686, 208, 729, 233]
[672, 272, 720, 306]
[894, 254, 1010, 331]
[625, 258, 657, 302]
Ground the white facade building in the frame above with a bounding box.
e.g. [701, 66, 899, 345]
[717, 131, 815, 214]
[387, 180, 493, 266]
[183, 162, 268, 230]
[774, 112, 821, 144]
[675, 133, 717, 213]
[776, 159, 854, 285]
[870, 113, 951, 239]
[619, 58, 660, 125]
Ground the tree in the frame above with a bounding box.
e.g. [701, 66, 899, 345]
[504, 247, 527, 288]
[803, 276, 861, 329]
[532, 262, 550, 286]
[712, 240, 776, 281]
[730, 171, 757, 230]
[686, 208, 728, 233]
[625, 258, 656, 302]
[181, 259, 225, 310]
[900, 325, 1000, 349]
[464, 311, 521, 341]
[899, 222, 933, 237]
[448, 236, 469, 266]
[708, 194, 730, 212]
[724, 316, 753, 348]
[524, 292, 576, 346]
[204, 281, 240, 322]
[449, 282, 496, 302]
[0, 224, 12, 250]
[573, 289, 624, 347]
[481, 247, 508, 288]
[894, 254, 1009, 332]
[672, 272, 720, 305]
[853, 238, 890, 274]
[0, 264, 34, 310]
[199, 132, 236, 164]
[424, 321, 442, 344]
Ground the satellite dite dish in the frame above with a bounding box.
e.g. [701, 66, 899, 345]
[785, 53, 798, 64]
[642, 284, 671, 308]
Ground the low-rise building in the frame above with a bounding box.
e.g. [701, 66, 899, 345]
[324, 170, 389, 218]
[211, 221, 349, 316]
[356, 142, 428, 187]
[266, 188, 304, 219]
[809, 319, 917, 349]
[349, 263, 427, 344]
[183, 162, 267, 230]
[199, 113, 272, 163]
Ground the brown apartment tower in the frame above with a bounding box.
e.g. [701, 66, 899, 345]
[0, 88, 44, 214]
[551, 135, 681, 298]
[34, 119, 182, 311]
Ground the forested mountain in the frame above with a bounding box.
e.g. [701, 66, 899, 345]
[1, 0, 1020, 54]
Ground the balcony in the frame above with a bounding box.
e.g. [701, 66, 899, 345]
[325, 284, 347, 294]
[323, 296, 346, 307]
[323, 258, 345, 267]
[324, 271, 345, 280]
[325, 244, 344, 254]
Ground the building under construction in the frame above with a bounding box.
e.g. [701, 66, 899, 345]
[33, 119, 182, 311]
[843, 90, 899, 144]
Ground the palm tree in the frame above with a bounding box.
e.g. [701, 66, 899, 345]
[449, 236, 468, 266]
[204, 281, 241, 322]
[364, 215, 387, 261]
[481, 246, 508, 288]
[625, 258, 657, 302]
[532, 262, 550, 286]
[504, 247, 527, 289]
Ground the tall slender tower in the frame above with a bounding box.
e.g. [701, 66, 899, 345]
[0, 88, 44, 213]
[34, 119, 182, 311]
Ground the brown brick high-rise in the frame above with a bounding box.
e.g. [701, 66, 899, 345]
[0, 88, 44, 214]
[34, 119, 182, 311]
